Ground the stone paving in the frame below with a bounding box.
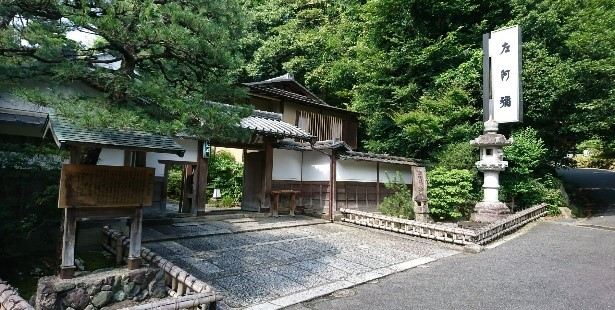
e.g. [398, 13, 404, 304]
[143, 216, 458, 309]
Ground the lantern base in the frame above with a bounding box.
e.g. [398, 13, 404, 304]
[471, 201, 510, 223]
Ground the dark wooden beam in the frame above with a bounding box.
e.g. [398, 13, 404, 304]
[262, 139, 274, 211]
[195, 140, 209, 215]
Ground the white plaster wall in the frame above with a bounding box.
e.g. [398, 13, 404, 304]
[302, 150, 330, 181]
[379, 163, 412, 184]
[273, 149, 302, 181]
[146, 138, 198, 176]
[97, 148, 125, 166]
[336, 160, 378, 182]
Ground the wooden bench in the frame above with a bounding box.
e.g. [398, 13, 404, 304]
[270, 190, 300, 217]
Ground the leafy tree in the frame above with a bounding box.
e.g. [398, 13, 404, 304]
[0, 0, 250, 139]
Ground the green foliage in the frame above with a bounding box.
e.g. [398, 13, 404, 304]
[0, 0, 250, 140]
[427, 167, 475, 220]
[243, 0, 615, 163]
[208, 150, 243, 203]
[501, 128, 566, 211]
[574, 139, 615, 169]
[435, 142, 479, 171]
[166, 167, 183, 201]
[378, 173, 414, 219]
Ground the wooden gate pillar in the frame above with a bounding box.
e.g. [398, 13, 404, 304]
[194, 140, 209, 216]
[262, 139, 273, 211]
[127, 207, 143, 269]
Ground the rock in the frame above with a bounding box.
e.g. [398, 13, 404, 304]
[85, 305, 97, 310]
[103, 276, 114, 286]
[37, 281, 57, 310]
[155, 270, 164, 281]
[128, 270, 145, 284]
[123, 282, 136, 298]
[464, 243, 483, 254]
[113, 290, 126, 302]
[91, 291, 113, 308]
[29, 294, 36, 306]
[66, 307, 75, 310]
[559, 207, 573, 219]
[75, 258, 85, 271]
[135, 290, 149, 302]
[101, 285, 112, 291]
[148, 279, 167, 299]
[87, 282, 102, 296]
[130, 285, 141, 298]
[54, 282, 76, 293]
[64, 288, 90, 310]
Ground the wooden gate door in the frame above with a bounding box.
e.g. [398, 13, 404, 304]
[242, 150, 264, 211]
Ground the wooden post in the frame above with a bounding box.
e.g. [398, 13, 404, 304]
[60, 147, 81, 279]
[329, 150, 336, 221]
[195, 141, 209, 216]
[127, 207, 143, 269]
[179, 165, 186, 213]
[60, 208, 77, 279]
[115, 237, 124, 265]
[376, 162, 380, 205]
[161, 164, 170, 213]
[290, 192, 296, 216]
[262, 140, 273, 211]
[272, 192, 279, 217]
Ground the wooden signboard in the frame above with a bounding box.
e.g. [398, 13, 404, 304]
[59, 164, 154, 208]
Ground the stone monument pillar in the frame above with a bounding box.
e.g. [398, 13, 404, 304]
[470, 118, 512, 222]
[411, 166, 432, 222]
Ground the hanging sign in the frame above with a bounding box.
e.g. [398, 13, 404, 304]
[487, 25, 522, 123]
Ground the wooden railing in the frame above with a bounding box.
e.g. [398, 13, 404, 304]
[102, 227, 222, 309]
[340, 203, 549, 246]
[0, 280, 34, 310]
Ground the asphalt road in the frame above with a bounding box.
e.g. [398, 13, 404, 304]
[289, 168, 615, 310]
[288, 220, 615, 310]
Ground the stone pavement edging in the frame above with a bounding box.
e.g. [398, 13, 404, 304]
[244, 255, 455, 310]
[143, 216, 328, 243]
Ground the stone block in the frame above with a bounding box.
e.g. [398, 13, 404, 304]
[63, 288, 89, 310]
[91, 291, 113, 308]
[471, 201, 510, 223]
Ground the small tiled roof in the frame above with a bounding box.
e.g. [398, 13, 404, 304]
[240, 111, 315, 141]
[275, 139, 420, 166]
[275, 139, 352, 151]
[0, 93, 50, 137]
[48, 116, 185, 156]
[339, 151, 420, 166]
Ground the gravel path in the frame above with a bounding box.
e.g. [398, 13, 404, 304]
[145, 220, 458, 309]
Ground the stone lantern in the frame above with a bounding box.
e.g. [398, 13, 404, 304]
[470, 118, 512, 222]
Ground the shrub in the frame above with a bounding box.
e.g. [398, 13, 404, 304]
[501, 128, 565, 212]
[427, 167, 475, 220]
[379, 173, 414, 219]
[166, 167, 183, 201]
[208, 150, 243, 202]
[435, 142, 478, 170]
